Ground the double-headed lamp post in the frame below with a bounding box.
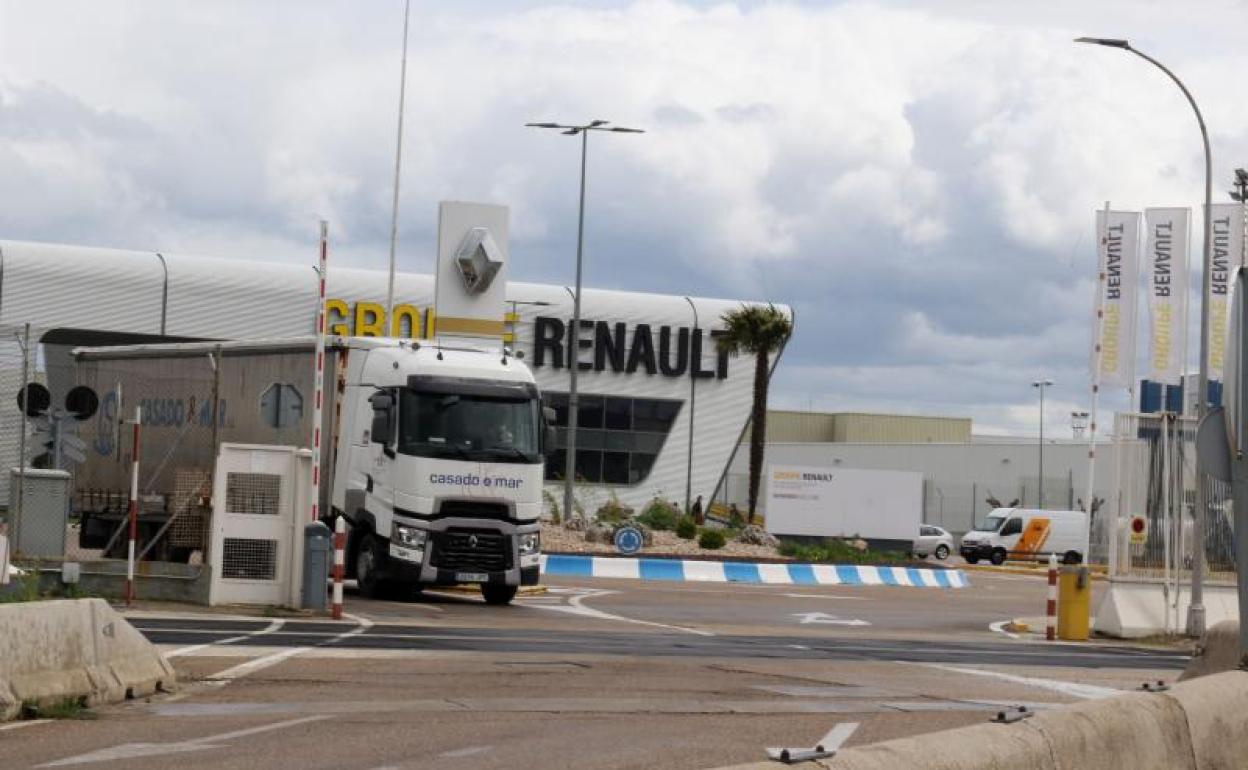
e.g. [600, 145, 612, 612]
[1033, 379, 1054, 509]
[1076, 36, 1212, 636]
[525, 120, 644, 520]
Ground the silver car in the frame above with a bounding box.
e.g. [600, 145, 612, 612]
[913, 525, 954, 560]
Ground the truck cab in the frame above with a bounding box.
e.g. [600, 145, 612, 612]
[331, 339, 549, 604]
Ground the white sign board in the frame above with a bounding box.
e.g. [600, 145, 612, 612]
[764, 465, 922, 542]
[433, 201, 509, 343]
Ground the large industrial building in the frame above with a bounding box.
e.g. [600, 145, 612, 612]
[0, 239, 789, 512]
[724, 411, 1124, 538]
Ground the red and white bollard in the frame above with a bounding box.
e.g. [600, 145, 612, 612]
[1046, 553, 1058, 641]
[332, 516, 346, 620]
[125, 407, 142, 607]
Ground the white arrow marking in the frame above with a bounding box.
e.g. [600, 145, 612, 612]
[782, 593, 867, 600]
[793, 612, 871, 627]
[39, 715, 329, 767]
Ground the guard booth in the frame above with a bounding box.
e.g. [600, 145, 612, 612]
[208, 443, 312, 607]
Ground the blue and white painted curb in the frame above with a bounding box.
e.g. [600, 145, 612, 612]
[539, 555, 969, 588]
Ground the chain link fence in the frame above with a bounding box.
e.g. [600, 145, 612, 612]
[1110, 413, 1235, 586]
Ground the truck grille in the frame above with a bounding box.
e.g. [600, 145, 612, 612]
[431, 529, 512, 573]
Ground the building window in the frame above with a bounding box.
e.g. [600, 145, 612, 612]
[541, 393, 681, 485]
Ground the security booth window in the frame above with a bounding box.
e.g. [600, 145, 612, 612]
[398, 376, 540, 464]
[541, 393, 681, 485]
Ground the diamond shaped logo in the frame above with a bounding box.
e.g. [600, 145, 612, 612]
[454, 227, 504, 295]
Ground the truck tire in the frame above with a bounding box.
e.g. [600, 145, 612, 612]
[481, 584, 518, 606]
[964, 555, 979, 564]
[355, 532, 388, 598]
[1063, 550, 1082, 565]
[989, 548, 1007, 566]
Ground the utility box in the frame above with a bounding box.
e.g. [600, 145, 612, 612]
[1057, 566, 1092, 641]
[9, 468, 71, 558]
[302, 521, 333, 610]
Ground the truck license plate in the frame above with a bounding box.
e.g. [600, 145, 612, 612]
[456, 572, 489, 583]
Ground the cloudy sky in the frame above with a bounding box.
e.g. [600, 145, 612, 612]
[2, 0, 1246, 437]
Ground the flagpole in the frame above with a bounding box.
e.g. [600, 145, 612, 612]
[1092, 202, 1110, 574]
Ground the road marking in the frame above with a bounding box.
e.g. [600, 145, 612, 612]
[0, 719, 51, 732]
[165, 619, 285, 659]
[988, 620, 1020, 640]
[914, 662, 1123, 699]
[526, 588, 714, 636]
[788, 644, 811, 650]
[782, 593, 866, 601]
[207, 617, 370, 681]
[38, 715, 329, 767]
[439, 745, 493, 759]
[767, 721, 859, 761]
[793, 612, 870, 627]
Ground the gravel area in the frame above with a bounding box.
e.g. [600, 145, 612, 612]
[541, 521, 789, 561]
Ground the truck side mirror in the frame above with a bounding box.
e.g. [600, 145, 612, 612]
[542, 406, 558, 455]
[370, 390, 395, 447]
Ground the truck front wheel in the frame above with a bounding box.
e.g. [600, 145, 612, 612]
[481, 584, 518, 606]
[355, 532, 388, 598]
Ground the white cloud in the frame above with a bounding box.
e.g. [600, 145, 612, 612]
[0, 0, 1244, 435]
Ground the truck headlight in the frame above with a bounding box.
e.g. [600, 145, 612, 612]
[518, 532, 540, 555]
[392, 523, 428, 550]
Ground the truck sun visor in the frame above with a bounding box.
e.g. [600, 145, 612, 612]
[407, 375, 538, 401]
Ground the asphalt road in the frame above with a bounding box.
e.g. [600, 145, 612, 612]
[0, 571, 1189, 770]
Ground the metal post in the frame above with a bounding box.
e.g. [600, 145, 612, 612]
[563, 130, 589, 521]
[385, 0, 412, 321]
[14, 323, 29, 554]
[684, 296, 698, 515]
[125, 407, 142, 606]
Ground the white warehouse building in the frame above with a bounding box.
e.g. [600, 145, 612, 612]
[0, 240, 789, 512]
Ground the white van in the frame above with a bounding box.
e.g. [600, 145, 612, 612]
[959, 508, 1089, 566]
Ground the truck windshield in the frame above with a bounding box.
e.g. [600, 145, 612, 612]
[398, 390, 539, 463]
[984, 515, 1007, 532]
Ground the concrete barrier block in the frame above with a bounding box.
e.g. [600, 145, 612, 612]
[818, 720, 1055, 770]
[1179, 620, 1241, 681]
[1028, 690, 1194, 770]
[1165, 670, 1248, 769]
[0, 598, 175, 720]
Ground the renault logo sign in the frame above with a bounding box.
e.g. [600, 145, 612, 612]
[468, 535, 479, 549]
[454, 227, 503, 295]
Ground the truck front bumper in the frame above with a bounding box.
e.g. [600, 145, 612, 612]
[386, 516, 541, 587]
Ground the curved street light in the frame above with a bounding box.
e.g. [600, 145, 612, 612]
[1076, 36, 1211, 636]
[526, 120, 645, 521]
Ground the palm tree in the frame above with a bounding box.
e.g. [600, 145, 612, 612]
[716, 304, 792, 523]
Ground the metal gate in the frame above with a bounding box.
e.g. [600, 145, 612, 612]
[208, 443, 310, 606]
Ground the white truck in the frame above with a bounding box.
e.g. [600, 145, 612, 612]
[70, 335, 552, 605]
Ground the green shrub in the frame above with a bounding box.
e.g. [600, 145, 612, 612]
[595, 493, 635, 524]
[698, 529, 726, 550]
[542, 489, 562, 524]
[636, 497, 681, 531]
[776, 538, 907, 565]
[675, 516, 698, 539]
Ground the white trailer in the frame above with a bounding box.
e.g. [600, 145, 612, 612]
[764, 464, 922, 547]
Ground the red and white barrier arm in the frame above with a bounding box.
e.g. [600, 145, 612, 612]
[125, 407, 142, 607]
[1046, 553, 1058, 642]
[332, 516, 346, 621]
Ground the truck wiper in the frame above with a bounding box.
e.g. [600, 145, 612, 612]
[486, 445, 530, 461]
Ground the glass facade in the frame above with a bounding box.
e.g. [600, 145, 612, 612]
[543, 392, 682, 485]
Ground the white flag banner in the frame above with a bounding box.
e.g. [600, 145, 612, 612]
[1206, 203, 1247, 376]
[1144, 208, 1190, 385]
[1092, 209, 1140, 389]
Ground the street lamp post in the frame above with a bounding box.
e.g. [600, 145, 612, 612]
[1076, 37, 1212, 636]
[525, 120, 644, 521]
[1033, 379, 1054, 508]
